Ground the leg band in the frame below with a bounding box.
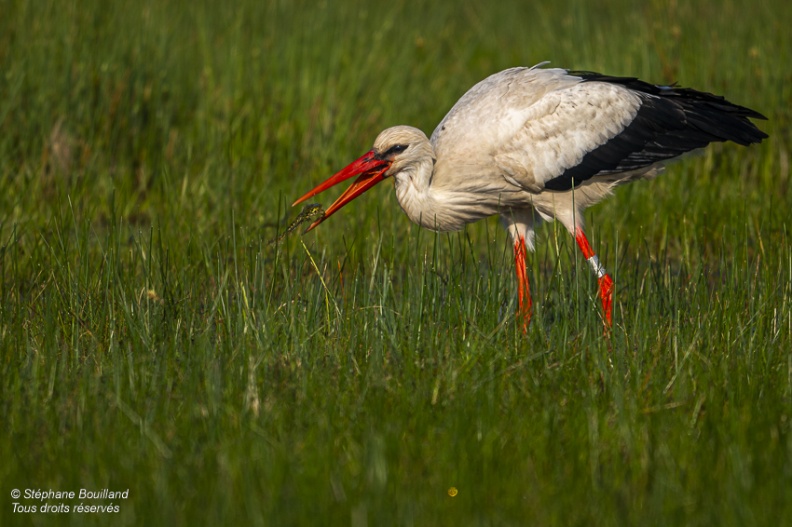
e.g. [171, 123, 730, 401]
[587, 255, 607, 279]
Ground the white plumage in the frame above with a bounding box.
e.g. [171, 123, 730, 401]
[294, 64, 767, 329]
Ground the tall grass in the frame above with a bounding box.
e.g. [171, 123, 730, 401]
[1, 0, 791, 525]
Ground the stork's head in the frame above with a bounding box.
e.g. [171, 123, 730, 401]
[292, 126, 433, 231]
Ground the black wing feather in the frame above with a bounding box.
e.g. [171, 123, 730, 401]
[543, 71, 767, 192]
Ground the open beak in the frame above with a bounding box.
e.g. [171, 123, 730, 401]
[292, 151, 391, 232]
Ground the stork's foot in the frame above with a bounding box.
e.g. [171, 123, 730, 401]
[598, 273, 614, 327]
[517, 286, 533, 333]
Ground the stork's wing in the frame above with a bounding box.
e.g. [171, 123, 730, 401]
[493, 80, 646, 192]
[552, 73, 766, 191]
[433, 67, 767, 193]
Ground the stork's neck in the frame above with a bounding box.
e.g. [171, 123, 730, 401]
[392, 153, 444, 230]
[392, 152, 504, 232]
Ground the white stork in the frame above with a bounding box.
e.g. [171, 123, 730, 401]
[293, 64, 767, 329]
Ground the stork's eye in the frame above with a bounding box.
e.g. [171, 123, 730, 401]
[384, 144, 408, 157]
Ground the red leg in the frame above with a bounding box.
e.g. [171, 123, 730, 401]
[513, 236, 532, 332]
[574, 227, 613, 327]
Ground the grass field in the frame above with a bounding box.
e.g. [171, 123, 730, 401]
[2, 0, 791, 525]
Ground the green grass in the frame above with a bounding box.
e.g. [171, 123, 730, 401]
[2, 0, 791, 525]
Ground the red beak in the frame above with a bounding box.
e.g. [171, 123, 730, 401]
[292, 150, 391, 232]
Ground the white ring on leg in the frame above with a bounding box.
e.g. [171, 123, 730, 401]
[587, 255, 607, 279]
